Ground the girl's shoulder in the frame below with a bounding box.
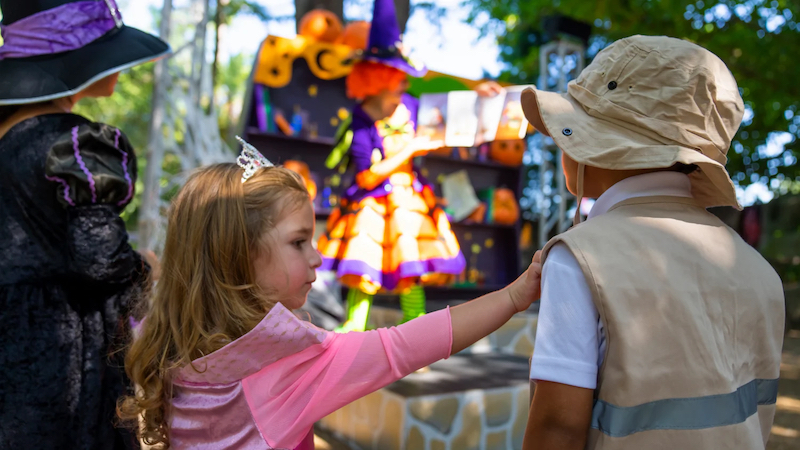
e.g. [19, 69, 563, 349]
[173, 304, 329, 385]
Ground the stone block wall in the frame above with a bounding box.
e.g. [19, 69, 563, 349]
[319, 384, 531, 450]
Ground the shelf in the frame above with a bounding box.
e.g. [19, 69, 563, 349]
[368, 284, 508, 303]
[451, 221, 516, 230]
[245, 127, 336, 146]
[423, 154, 522, 172]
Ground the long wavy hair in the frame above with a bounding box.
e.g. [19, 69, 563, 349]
[117, 163, 309, 448]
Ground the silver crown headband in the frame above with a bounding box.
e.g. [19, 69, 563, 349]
[235, 136, 274, 183]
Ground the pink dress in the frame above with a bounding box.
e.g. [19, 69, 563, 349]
[168, 303, 453, 449]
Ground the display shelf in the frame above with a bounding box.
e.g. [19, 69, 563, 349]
[451, 221, 516, 230]
[423, 154, 521, 172]
[245, 127, 336, 147]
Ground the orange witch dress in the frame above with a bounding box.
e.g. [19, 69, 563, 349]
[318, 94, 465, 295]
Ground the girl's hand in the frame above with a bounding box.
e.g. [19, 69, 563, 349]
[507, 250, 543, 312]
[474, 80, 505, 97]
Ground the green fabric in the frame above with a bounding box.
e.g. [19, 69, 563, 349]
[325, 115, 353, 170]
[399, 285, 426, 324]
[336, 289, 373, 333]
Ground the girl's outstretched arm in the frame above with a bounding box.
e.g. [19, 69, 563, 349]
[450, 253, 542, 354]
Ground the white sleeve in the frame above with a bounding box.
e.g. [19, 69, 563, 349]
[529, 243, 601, 389]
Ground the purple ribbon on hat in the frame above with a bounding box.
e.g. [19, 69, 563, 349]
[0, 0, 123, 60]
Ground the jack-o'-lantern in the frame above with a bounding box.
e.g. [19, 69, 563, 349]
[304, 41, 355, 80]
[254, 35, 306, 88]
[489, 139, 526, 166]
[337, 21, 370, 49]
[492, 188, 519, 225]
[299, 9, 343, 43]
[283, 160, 318, 200]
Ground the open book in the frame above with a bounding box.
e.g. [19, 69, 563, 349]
[416, 85, 532, 148]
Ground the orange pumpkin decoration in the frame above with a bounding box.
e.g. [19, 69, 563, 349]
[283, 160, 318, 200]
[299, 9, 343, 43]
[466, 202, 487, 223]
[489, 139, 526, 166]
[337, 21, 370, 49]
[492, 188, 519, 225]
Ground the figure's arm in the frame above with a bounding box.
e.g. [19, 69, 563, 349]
[353, 138, 443, 191]
[348, 120, 442, 191]
[46, 123, 149, 286]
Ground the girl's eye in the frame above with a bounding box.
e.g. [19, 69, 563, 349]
[293, 240, 305, 248]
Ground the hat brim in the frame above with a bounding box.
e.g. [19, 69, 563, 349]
[0, 25, 171, 105]
[360, 54, 427, 77]
[521, 87, 741, 210]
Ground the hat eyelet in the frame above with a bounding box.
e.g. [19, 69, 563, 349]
[562, 128, 573, 136]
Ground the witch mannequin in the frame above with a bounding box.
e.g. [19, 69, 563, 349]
[318, 0, 503, 331]
[0, 0, 170, 448]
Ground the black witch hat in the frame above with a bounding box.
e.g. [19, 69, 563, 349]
[0, 0, 171, 105]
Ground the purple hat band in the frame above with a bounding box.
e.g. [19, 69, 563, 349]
[0, 0, 123, 60]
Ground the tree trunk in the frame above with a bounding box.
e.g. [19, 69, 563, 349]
[138, 0, 172, 251]
[211, 0, 223, 112]
[293, 0, 409, 33]
[294, 0, 344, 25]
[394, 0, 409, 34]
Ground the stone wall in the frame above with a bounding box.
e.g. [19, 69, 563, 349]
[319, 306, 538, 449]
[319, 384, 531, 450]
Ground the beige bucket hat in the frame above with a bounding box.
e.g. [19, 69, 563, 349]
[521, 35, 744, 210]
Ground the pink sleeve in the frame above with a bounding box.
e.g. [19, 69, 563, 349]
[242, 307, 453, 449]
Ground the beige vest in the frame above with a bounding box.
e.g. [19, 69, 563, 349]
[542, 196, 784, 449]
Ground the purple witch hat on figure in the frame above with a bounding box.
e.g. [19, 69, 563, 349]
[357, 0, 426, 77]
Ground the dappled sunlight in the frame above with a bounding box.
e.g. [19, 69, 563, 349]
[771, 425, 800, 439]
[776, 396, 800, 414]
[314, 435, 334, 450]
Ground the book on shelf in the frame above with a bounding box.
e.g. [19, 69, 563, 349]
[416, 85, 532, 148]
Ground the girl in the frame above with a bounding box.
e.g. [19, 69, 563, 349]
[119, 145, 541, 449]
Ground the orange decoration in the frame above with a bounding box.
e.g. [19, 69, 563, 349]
[492, 188, 519, 225]
[298, 9, 343, 43]
[283, 160, 318, 200]
[337, 21, 370, 49]
[489, 139, 526, 166]
[466, 202, 487, 223]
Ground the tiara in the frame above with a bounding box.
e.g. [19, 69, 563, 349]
[235, 136, 274, 183]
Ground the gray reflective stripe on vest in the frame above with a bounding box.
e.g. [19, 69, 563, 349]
[591, 378, 779, 437]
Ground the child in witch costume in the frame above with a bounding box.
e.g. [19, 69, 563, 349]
[0, 0, 169, 448]
[318, 0, 502, 331]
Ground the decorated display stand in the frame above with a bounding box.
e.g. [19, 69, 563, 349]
[240, 27, 527, 306]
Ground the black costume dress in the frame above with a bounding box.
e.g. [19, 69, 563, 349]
[0, 113, 148, 449]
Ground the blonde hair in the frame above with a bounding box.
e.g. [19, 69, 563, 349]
[118, 163, 309, 448]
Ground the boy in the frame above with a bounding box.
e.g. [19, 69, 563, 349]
[522, 35, 784, 449]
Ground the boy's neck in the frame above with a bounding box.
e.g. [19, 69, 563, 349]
[584, 167, 674, 199]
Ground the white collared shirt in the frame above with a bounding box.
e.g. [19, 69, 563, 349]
[529, 172, 694, 389]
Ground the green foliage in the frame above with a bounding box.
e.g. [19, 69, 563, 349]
[465, 0, 800, 191]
